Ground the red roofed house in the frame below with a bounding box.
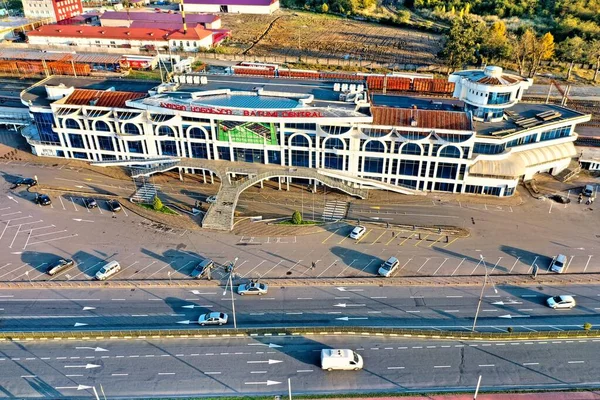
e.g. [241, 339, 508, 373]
[184, 0, 279, 14]
[26, 24, 215, 51]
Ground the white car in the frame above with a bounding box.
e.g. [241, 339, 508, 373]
[238, 282, 268, 295]
[550, 254, 567, 273]
[378, 256, 400, 277]
[546, 295, 576, 309]
[95, 261, 121, 280]
[350, 225, 366, 240]
[206, 195, 217, 204]
[198, 312, 228, 326]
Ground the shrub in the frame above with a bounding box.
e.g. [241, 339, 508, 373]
[153, 195, 164, 211]
[321, 2, 329, 12]
[584, 322, 592, 331]
[291, 210, 302, 225]
[507, 327, 513, 333]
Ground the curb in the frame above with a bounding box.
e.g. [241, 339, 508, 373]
[1, 273, 600, 289]
[2, 326, 599, 342]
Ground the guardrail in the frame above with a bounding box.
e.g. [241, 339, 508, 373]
[2, 326, 600, 341]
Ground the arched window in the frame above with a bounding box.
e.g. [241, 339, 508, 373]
[364, 140, 385, 153]
[323, 138, 344, 150]
[95, 121, 111, 132]
[122, 123, 140, 135]
[64, 118, 80, 130]
[157, 125, 175, 137]
[290, 135, 310, 147]
[400, 143, 422, 155]
[188, 127, 206, 140]
[439, 146, 461, 158]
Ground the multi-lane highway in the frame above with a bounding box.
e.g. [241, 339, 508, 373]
[2, 334, 600, 398]
[1, 284, 598, 332]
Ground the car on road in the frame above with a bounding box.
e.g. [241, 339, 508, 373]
[582, 184, 594, 197]
[34, 193, 52, 206]
[547, 295, 576, 309]
[95, 260, 121, 280]
[238, 282, 268, 295]
[191, 259, 214, 279]
[378, 256, 400, 277]
[550, 194, 570, 204]
[206, 195, 217, 204]
[11, 177, 37, 189]
[83, 198, 98, 209]
[321, 349, 363, 371]
[198, 312, 228, 326]
[107, 199, 122, 212]
[46, 258, 75, 276]
[350, 225, 366, 240]
[550, 254, 567, 273]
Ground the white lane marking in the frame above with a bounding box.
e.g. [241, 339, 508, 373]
[523, 363, 539, 366]
[205, 372, 222, 375]
[446, 295, 463, 298]
[434, 366, 451, 368]
[112, 373, 129, 376]
[158, 372, 175, 375]
[297, 370, 313, 373]
[478, 364, 495, 367]
[370, 296, 387, 299]
[387, 367, 405, 370]
[568, 361, 585, 364]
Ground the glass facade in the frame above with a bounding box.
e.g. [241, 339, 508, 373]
[33, 112, 60, 145]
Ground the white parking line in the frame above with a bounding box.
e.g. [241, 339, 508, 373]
[125, 261, 157, 278]
[316, 259, 338, 278]
[432, 258, 448, 275]
[69, 197, 78, 211]
[146, 262, 174, 279]
[262, 260, 284, 278]
[451, 258, 465, 276]
[509, 257, 521, 273]
[59, 196, 66, 210]
[241, 260, 265, 278]
[0, 263, 28, 279]
[26, 233, 78, 248]
[69, 261, 104, 280]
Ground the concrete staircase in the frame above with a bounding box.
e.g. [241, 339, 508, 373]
[130, 176, 160, 203]
[554, 160, 581, 183]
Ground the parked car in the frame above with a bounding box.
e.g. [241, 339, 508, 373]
[83, 198, 98, 209]
[95, 261, 121, 280]
[46, 259, 75, 276]
[198, 312, 228, 326]
[34, 193, 52, 206]
[547, 295, 576, 309]
[378, 256, 400, 277]
[550, 194, 570, 204]
[550, 254, 567, 273]
[238, 282, 268, 295]
[190, 259, 214, 279]
[206, 195, 217, 204]
[11, 178, 37, 189]
[350, 225, 366, 240]
[582, 184, 594, 197]
[107, 199, 122, 212]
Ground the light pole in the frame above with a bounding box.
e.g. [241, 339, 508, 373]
[25, 270, 31, 284]
[167, 271, 171, 284]
[472, 255, 498, 332]
[223, 257, 238, 329]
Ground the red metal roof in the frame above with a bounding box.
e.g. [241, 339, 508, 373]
[371, 106, 472, 131]
[63, 89, 146, 108]
[27, 24, 212, 41]
[101, 10, 219, 24]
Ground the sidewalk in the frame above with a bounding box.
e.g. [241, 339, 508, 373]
[313, 392, 600, 400]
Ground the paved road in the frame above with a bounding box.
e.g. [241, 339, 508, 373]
[1, 284, 599, 332]
[1, 334, 600, 398]
[0, 160, 598, 282]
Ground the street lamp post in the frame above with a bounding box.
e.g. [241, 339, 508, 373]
[223, 257, 238, 329]
[472, 255, 498, 332]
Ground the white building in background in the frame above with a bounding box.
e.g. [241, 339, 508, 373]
[19, 67, 591, 197]
[183, 0, 279, 14]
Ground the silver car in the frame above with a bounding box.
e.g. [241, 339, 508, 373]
[198, 312, 228, 326]
[547, 295, 576, 309]
[238, 282, 268, 295]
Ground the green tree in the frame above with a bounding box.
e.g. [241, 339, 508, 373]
[153, 195, 163, 211]
[558, 36, 586, 80]
[529, 32, 555, 78]
[587, 39, 600, 82]
[321, 2, 329, 12]
[438, 16, 483, 73]
[397, 9, 411, 23]
[583, 322, 592, 331]
[6, 0, 23, 11]
[291, 210, 302, 225]
[480, 21, 510, 63]
[511, 28, 555, 78]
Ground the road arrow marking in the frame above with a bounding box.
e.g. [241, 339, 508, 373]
[75, 347, 108, 352]
[177, 320, 192, 325]
[334, 303, 366, 308]
[336, 287, 363, 292]
[498, 314, 530, 319]
[182, 305, 210, 309]
[73, 322, 88, 327]
[492, 301, 523, 306]
[336, 317, 369, 321]
[247, 343, 282, 348]
[64, 364, 101, 369]
[247, 359, 283, 364]
[190, 290, 216, 295]
[6, 195, 18, 204]
[244, 380, 281, 386]
[82, 307, 96, 311]
[72, 218, 94, 223]
[55, 385, 92, 390]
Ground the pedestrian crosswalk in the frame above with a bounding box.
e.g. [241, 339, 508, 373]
[322, 200, 348, 221]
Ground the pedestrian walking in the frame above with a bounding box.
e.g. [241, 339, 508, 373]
[311, 261, 316, 270]
[391, 231, 395, 238]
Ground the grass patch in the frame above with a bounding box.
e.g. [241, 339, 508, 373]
[138, 203, 179, 215]
[277, 219, 319, 226]
[126, 69, 163, 81]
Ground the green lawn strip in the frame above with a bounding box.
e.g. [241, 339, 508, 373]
[137, 203, 179, 215]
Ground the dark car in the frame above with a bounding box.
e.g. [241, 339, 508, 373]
[11, 178, 37, 189]
[550, 194, 571, 204]
[46, 259, 75, 276]
[83, 198, 98, 209]
[191, 259, 215, 279]
[35, 194, 52, 206]
[107, 199, 122, 212]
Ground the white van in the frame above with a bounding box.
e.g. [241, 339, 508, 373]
[321, 349, 363, 371]
[95, 261, 121, 280]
